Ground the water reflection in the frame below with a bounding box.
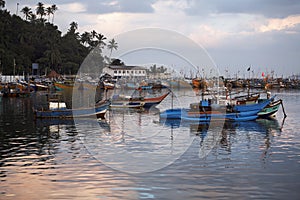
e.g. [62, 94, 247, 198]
[1, 90, 299, 199]
[160, 117, 282, 160]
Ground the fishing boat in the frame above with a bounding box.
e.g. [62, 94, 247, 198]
[110, 91, 170, 109]
[192, 78, 207, 89]
[103, 80, 115, 89]
[34, 94, 110, 119]
[137, 85, 153, 90]
[53, 81, 74, 90]
[160, 96, 275, 122]
[1, 86, 31, 97]
[234, 93, 260, 105]
[110, 100, 145, 109]
[258, 99, 285, 118]
[142, 92, 170, 108]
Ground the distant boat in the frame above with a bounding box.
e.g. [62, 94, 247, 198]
[34, 94, 110, 119]
[54, 82, 74, 90]
[137, 85, 153, 90]
[1, 82, 31, 98]
[192, 78, 207, 89]
[103, 80, 115, 89]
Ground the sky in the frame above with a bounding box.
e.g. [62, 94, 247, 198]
[5, 0, 300, 78]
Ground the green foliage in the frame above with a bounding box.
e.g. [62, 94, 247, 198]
[0, 6, 106, 76]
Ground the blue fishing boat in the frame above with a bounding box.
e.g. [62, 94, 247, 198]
[160, 96, 275, 122]
[34, 94, 110, 119]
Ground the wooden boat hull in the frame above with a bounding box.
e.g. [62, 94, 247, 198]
[233, 96, 275, 112]
[136, 92, 170, 108]
[235, 93, 260, 105]
[110, 102, 144, 109]
[54, 82, 74, 90]
[111, 92, 170, 109]
[258, 99, 281, 118]
[34, 101, 110, 119]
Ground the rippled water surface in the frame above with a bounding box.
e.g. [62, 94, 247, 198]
[0, 89, 299, 199]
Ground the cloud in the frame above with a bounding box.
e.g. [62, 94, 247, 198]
[185, 0, 300, 18]
[84, 0, 156, 14]
[4, 0, 300, 75]
[59, 2, 87, 13]
[258, 15, 300, 33]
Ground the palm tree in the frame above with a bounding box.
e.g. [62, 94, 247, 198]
[21, 6, 32, 21]
[69, 21, 78, 33]
[51, 4, 58, 23]
[45, 7, 52, 22]
[80, 31, 92, 46]
[91, 30, 97, 39]
[107, 38, 118, 59]
[36, 2, 45, 20]
[0, 0, 5, 9]
[29, 13, 37, 22]
[96, 33, 107, 48]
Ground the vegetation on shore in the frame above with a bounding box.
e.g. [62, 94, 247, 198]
[0, 1, 118, 76]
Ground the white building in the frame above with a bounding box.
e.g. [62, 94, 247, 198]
[103, 65, 147, 79]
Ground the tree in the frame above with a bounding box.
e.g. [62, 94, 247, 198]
[69, 21, 78, 33]
[21, 6, 32, 21]
[29, 13, 37, 22]
[51, 4, 58, 24]
[107, 38, 118, 59]
[45, 7, 52, 22]
[0, 0, 5, 9]
[149, 65, 167, 75]
[111, 58, 124, 66]
[36, 2, 45, 20]
[0, 8, 97, 76]
[91, 30, 97, 39]
[80, 31, 91, 46]
[96, 33, 106, 48]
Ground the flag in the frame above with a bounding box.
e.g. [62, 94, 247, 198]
[262, 72, 265, 77]
[247, 67, 251, 71]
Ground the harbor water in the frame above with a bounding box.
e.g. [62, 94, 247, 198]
[0, 89, 299, 199]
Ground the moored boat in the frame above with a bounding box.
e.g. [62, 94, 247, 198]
[160, 96, 275, 122]
[110, 91, 170, 109]
[258, 99, 283, 118]
[110, 101, 145, 109]
[34, 94, 110, 119]
[53, 82, 74, 90]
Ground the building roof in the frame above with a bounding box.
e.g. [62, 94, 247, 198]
[108, 65, 146, 70]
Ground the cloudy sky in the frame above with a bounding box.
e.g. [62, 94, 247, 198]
[5, 0, 300, 77]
